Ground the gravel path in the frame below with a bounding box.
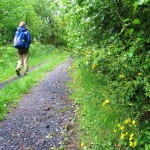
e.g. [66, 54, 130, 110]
[0, 59, 78, 150]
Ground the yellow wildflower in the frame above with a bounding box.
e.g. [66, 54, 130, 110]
[129, 141, 137, 147]
[129, 133, 134, 141]
[130, 133, 134, 137]
[113, 129, 117, 133]
[125, 118, 131, 124]
[125, 132, 128, 135]
[133, 141, 137, 147]
[121, 134, 125, 140]
[129, 141, 133, 147]
[102, 102, 106, 107]
[120, 126, 125, 131]
[81, 142, 84, 147]
[92, 64, 97, 70]
[101, 100, 109, 107]
[118, 124, 121, 127]
[132, 120, 136, 126]
[129, 136, 133, 141]
[105, 100, 109, 103]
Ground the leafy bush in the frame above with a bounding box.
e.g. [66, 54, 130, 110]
[64, 0, 150, 149]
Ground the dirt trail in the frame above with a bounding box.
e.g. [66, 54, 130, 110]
[0, 59, 78, 150]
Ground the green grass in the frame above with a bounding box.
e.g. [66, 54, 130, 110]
[68, 60, 148, 150]
[0, 42, 57, 83]
[68, 61, 116, 149]
[0, 47, 69, 120]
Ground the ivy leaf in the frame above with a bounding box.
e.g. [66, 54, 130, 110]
[132, 19, 140, 25]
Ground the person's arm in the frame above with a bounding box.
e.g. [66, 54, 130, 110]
[27, 31, 31, 44]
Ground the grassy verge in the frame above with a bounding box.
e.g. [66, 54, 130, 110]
[68, 62, 115, 150]
[0, 42, 57, 83]
[0, 50, 69, 120]
[68, 59, 150, 150]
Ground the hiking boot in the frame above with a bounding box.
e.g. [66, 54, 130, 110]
[16, 69, 21, 76]
[23, 72, 27, 76]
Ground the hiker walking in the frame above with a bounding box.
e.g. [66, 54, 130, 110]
[14, 22, 31, 76]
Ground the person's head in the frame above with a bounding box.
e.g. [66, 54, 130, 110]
[19, 22, 26, 27]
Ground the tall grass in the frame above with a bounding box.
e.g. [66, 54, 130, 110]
[0, 42, 57, 83]
[68, 61, 115, 149]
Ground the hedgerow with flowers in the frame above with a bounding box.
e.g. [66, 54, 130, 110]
[114, 118, 138, 148]
[63, 0, 150, 149]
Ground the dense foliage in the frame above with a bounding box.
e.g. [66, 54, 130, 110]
[0, 0, 64, 45]
[1, 0, 150, 149]
[60, 0, 150, 149]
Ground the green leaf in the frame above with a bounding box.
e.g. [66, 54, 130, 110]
[144, 0, 150, 4]
[136, 0, 150, 5]
[128, 28, 134, 35]
[132, 19, 140, 25]
[123, 18, 130, 23]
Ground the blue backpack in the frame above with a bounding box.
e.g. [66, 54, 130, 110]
[14, 31, 29, 49]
